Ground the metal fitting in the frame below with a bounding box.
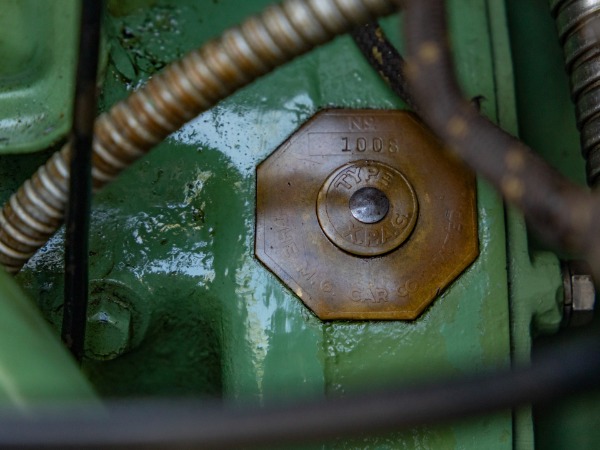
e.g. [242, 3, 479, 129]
[562, 260, 596, 327]
[84, 279, 149, 361]
[85, 294, 132, 361]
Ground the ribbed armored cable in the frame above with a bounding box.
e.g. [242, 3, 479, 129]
[0, 0, 396, 273]
[551, 0, 600, 186]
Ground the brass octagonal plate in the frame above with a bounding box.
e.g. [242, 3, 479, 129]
[255, 109, 478, 320]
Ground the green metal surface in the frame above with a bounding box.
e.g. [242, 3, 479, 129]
[0, 268, 96, 408]
[10, 0, 515, 447]
[505, 0, 585, 188]
[484, 4, 565, 447]
[0, 0, 79, 154]
[0, 0, 580, 447]
[505, 1, 600, 449]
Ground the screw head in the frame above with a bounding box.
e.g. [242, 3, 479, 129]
[85, 295, 132, 361]
[349, 187, 390, 224]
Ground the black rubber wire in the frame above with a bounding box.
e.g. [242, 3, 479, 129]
[62, 0, 103, 361]
[0, 332, 599, 449]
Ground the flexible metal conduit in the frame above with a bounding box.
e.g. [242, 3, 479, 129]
[0, 0, 395, 274]
[551, 0, 600, 186]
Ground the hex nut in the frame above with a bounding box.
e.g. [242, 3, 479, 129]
[84, 279, 149, 360]
[562, 261, 596, 327]
[85, 296, 132, 361]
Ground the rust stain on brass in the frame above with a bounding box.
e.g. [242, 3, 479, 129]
[255, 109, 479, 320]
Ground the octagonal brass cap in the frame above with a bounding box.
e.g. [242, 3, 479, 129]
[255, 109, 478, 320]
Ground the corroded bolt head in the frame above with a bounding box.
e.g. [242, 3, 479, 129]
[85, 294, 132, 361]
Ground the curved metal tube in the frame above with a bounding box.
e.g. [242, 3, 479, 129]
[0, 0, 395, 274]
[552, 0, 600, 185]
[402, 0, 600, 282]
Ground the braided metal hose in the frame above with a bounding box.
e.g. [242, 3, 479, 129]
[0, 0, 395, 274]
[551, 0, 600, 186]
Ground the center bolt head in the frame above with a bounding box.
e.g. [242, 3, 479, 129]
[349, 187, 390, 224]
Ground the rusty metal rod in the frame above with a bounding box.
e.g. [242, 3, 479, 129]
[403, 0, 600, 280]
[0, 0, 396, 274]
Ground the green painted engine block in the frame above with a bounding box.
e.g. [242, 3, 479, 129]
[0, 0, 597, 448]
